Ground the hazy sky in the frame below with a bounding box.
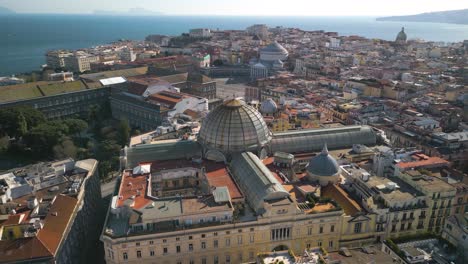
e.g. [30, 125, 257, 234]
[1, 0, 467, 16]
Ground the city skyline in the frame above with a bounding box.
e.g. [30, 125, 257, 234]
[1, 0, 468, 16]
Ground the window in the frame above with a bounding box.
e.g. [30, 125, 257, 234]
[250, 228, 254, 232]
[238, 229, 243, 233]
[318, 241, 322, 247]
[308, 227, 312, 235]
[330, 225, 335, 232]
[163, 239, 167, 243]
[214, 240, 218, 248]
[226, 255, 231, 263]
[189, 236, 193, 240]
[123, 252, 128, 260]
[150, 250, 155, 256]
[213, 232, 218, 236]
[201, 241, 206, 249]
[176, 237, 180, 241]
[400, 223, 405, 231]
[201, 234, 206, 238]
[202, 258, 207, 264]
[214, 256, 219, 264]
[226, 238, 231, 246]
[249, 252, 254, 260]
[136, 242, 140, 246]
[189, 244, 193, 251]
[238, 235, 243, 245]
[329, 241, 333, 248]
[149, 240, 154, 245]
[250, 234, 255, 243]
[137, 250, 141, 258]
[238, 253, 243, 262]
[226, 231, 230, 234]
[176, 245, 181, 253]
[190, 260, 194, 264]
[306, 243, 311, 249]
[354, 222, 362, 233]
[408, 222, 412, 230]
[163, 248, 168, 254]
[319, 226, 323, 233]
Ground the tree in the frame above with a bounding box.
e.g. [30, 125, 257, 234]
[0, 106, 45, 138]
[64, 119, 88, 136]
[118, 119, 130, 147]
[53, 139, 77, 159]
[16, 113, 27, 137]
[23, 121, 69, 157]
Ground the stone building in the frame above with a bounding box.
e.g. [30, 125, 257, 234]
[0, 159, 102, 264]
[101, 98, 380, 264]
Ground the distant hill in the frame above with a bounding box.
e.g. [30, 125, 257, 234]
[377, 9, 468, 25]
[0, 6, 15, 14]
[93, 8, 163, 16]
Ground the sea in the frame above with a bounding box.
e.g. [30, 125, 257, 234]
[2, 14, 468, 76]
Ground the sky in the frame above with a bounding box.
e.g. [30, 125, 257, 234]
[1, 0, 467, 16]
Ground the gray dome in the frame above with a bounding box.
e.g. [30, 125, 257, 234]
[261, 41, 288, 54]
[307, 144, 340, 176]
[198, 99, 272, 154]
[396, 27, 407, 42]
[260, 98, 278, 114]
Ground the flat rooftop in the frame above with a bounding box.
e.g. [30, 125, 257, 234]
[328, 245, 397, 264]
[366, 175, 424, 201]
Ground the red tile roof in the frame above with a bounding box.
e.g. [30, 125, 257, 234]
[116, 171, 152, 210]
[0, 237, 53, 263]
[149, 159, 243, 201]
[397, 154, 450, 170]
[205, 163, 243, 201]
[322, 184, 362, 216]
[36, 195, 78, 255]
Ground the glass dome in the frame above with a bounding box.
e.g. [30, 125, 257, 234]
[198, 99, 272, 154]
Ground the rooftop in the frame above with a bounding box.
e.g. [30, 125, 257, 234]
[396, 153, 450, 170]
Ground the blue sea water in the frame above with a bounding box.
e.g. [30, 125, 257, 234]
[1, 14, 468, 76]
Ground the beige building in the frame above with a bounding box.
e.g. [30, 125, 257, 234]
[64, 52, 100, 72]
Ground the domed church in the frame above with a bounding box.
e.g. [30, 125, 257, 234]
[307, 144, 341, 186]
[250, 41, 289, 80]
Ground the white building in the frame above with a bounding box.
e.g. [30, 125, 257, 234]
[189, 28, 212, 38]
[64, 52, 100, 72]
[46, 50, 73, 69]
[120, 47, 136, 62]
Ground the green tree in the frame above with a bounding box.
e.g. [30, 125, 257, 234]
[53, 139, 77, 159]
[17, 113, 28, 137]
[118, 119, 130, 147]
[64, 119, 88, 136]
[0, 106, 45, 138]
[23, 121, 69, 157]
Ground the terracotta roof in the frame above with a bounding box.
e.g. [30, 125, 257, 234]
[2, 214, 23, 226]
[116, 171, 152, 210]
[149, 159, 243, 201]
[36, 195, 78, 255]
[397, 154, 450, 170]
[204, 163, 243, 200]
[322, 184, 361, 216]
[0, 237, 53, 263]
